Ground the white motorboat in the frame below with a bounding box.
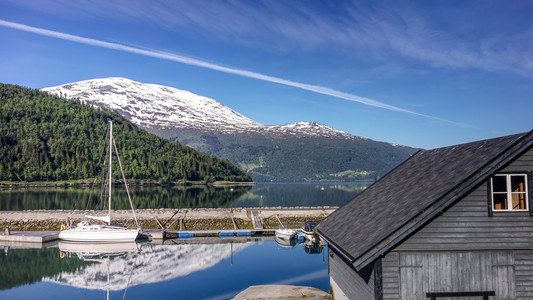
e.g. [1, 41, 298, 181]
[275, 228, 297, 239]
[274, 214, 297, 239]
[59, 121, 140, 242]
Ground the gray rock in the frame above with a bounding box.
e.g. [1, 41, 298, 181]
[233, 284, 329, 299]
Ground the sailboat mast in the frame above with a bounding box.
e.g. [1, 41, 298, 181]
[108, 121, 113, 225]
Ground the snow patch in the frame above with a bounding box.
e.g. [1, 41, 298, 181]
[42, 77, 364, 140]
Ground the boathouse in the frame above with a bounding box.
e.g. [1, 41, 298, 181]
[317, 130, 533, 299]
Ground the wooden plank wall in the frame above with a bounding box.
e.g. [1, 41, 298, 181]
[515, 250, 533, 299]
[381, 252, 400, 300]
[328, 248, 375, 299]
[501, 147, 533, 172]
[400, 251, 515, 299]
[381, 250, 533, 299]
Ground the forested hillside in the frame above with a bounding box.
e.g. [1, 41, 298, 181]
[0, 83, 252, 183]
[175, 131, 417, 182]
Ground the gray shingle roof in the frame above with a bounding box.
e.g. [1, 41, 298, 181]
[317, 131, 533, 270]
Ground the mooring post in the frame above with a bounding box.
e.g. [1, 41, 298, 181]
[230, 211, 237, 230]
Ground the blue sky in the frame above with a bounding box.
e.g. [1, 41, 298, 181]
[0, 0, 531, 149]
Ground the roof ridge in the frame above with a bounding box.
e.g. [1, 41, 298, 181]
[426, 132, 527, 152]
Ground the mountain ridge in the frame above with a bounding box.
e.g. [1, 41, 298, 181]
[42, 77, 418, 182]
[43, 77, 375, 141]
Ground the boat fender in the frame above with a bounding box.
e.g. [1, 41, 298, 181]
[60, 224, 66, 230]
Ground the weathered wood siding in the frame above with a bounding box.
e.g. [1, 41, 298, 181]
[396, 147, 533, 252]
[501, 147, 533, 172]
[381, 250, 533, 300]
[328, 247, 375, 299]
[382, 252, 400, 300]
[515, 250, 533, 299]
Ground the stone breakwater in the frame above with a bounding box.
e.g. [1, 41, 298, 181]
[0, 207, 337, 231]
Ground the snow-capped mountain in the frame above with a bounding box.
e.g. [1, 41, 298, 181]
[42, 77, 358, 139]
[43, 77, 260, 133]
[41, 77, 416, 182]
[260, 121, 362, 140]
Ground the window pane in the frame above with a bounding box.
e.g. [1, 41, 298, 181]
[511, 175, 526, 193]
[512, 193, 527, 210]
[493, 194, 507, 210]
[492, 176, 507, 193]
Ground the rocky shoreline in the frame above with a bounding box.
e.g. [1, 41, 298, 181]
[0, 207, 336, 231]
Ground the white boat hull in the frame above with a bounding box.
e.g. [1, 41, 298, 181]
[59, 226, 139, 242]
[275, 228, 297, 239]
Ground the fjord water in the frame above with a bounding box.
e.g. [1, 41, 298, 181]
[0, 182, 369, 210]
[0, 238, 328, 300]
[0, 183, 355, 298]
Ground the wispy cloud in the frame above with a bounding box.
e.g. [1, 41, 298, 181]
[0, 19, 467, 126]
[4, 1, 532, 76]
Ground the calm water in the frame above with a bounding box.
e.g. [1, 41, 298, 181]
[0, 238, 328, 300]
[0, 182, 369, 210]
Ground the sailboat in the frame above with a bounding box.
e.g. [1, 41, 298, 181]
[59, 121, 140, 242]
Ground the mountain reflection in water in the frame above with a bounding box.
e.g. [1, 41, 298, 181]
[46, 241, 251, 291]
[0, 237, 328, 299]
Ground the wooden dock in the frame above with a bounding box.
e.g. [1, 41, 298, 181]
[146, 228, 286, 239]
[0, 231, 58, 243]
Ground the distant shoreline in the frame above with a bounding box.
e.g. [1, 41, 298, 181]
[0, 180, 256, 188]
[0, 180, 373, 190]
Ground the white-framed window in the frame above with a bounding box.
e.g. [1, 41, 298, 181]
[491, 174, 529, 211]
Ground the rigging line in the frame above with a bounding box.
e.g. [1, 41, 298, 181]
[100, 125, 111, 212]
[112, 134, 140, 228]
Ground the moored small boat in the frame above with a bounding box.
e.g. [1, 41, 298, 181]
[275, 228, 297, 239]
[300, 221, 320, 242]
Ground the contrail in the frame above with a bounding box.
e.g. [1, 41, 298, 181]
[0, 19, 465, 126]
